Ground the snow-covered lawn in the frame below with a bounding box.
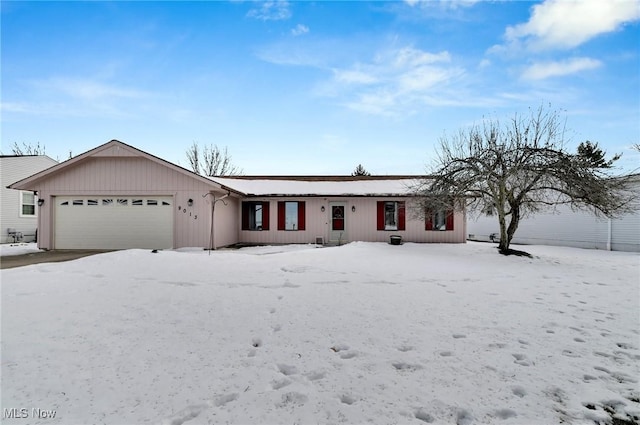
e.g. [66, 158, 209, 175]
[1, 242, 638, 425]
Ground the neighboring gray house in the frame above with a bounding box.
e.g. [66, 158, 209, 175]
[467, 176, 640, 252]
[1, 155, 58, 243]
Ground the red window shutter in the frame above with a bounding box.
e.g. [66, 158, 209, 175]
[261, 202, 270, 230]
[297, 201, 305, 230]
[377, 201, 385, 230]
[241, 202, 250, 230]
[446, 209, 454, 231]
[425, 209, 433, 231]
[398, 202, 406, 230]
[277, 202, 285, 230]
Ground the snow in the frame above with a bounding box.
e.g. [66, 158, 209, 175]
[210, 177, 418, 196]
[0, 242, 41, 257]
[1, 242, 638, 425]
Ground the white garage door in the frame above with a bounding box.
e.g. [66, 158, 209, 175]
[54, 196, 174, 249]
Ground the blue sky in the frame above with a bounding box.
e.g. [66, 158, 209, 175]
[2, 0, 639, 174]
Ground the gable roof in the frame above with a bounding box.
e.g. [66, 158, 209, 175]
[211, 175, 424, 197]
[8, 140, 232, 193]
[7, 139, 428, 197]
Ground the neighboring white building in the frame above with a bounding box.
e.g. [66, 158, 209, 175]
[467, 177, 640, 252]
[1, 155, 58, 243]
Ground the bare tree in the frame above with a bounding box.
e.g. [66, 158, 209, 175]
[186, 142, 200, 174]
[351, 164, 371, 176]
[186, 142, 242, 176]
[412, 105, 634, 255]
[8, 141, 46, 155]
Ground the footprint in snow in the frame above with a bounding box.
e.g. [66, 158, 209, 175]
[512, 353, 532, 366]
[414, 408, 434, 423]
[493, 408, 517, 420]
[277, 364, 298, 376]
[339, 394, 357, 405]
[305, 370, 326, 381]
[330, 344, 350, 353]
[452, 334, 466, 339]
[277, 392, 308, 408]
[392, 362, 423, 372]
[511, 386, 527, 398]
[213, 393, 239, 407]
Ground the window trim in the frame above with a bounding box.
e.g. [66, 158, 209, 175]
[425, 208, 454, 231]
[377, 201, 405, 231]
[277, 201, 306, 231]
[19, 191, 36, 217]
[242, 201, 270, 231]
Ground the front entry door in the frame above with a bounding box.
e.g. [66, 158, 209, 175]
[329, 202, 347, 244]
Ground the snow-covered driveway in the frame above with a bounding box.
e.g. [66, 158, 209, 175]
[1, 242, 638, 424]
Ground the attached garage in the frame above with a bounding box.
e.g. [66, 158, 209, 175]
[54, 196, 174, 249]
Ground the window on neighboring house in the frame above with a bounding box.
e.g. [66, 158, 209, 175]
[242, 201, 270, 231]
[87, 199, 98, 206]
[277, 201, 305, 231]
[377, 201, 405, 231]
[425, 208, 454, 231]
[20, 192, 36, 216]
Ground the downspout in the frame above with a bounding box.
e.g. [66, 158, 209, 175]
[607, 215, 612, 251]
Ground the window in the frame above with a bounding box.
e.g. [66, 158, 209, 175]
[377, 201, 405, 231]
[20, 192, 36, 216]
[147, 200, 158, 206]
[72, 199, 84, 206]
[277, 201, 305, 231]
[132, 199, 143, 206]
[88, 199, 98, 206]
[102, 199, 113, 206]
[117, 199, 128, 206]
[242, 201, 269, 231]
[425, 208, 454, 231]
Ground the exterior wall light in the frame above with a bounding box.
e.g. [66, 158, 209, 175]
[188, 198, 194, 207]
[352, 205, 356, 212]
[321, 206, 325, 212]
[38, 198, 45, 207]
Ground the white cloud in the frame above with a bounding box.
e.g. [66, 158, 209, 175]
[333, 69, 378, 85]
[404, 0, 479, 9]
[36, 78, 146, 101]
[521, 57, 602, 80]
[505, 0, 640, 50]
[246, 1, 291, 21]
[330, 47, 463, 116]
[291, 24, 309, 36]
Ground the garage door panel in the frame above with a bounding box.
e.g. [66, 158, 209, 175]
[55, 196, 173, 249]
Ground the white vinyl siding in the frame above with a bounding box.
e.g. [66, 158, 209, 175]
[54, 196, 173, 249]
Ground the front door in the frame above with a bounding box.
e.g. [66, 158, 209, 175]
[329, 202, 347, 244]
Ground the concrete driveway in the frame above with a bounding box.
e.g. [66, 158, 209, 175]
[0, 250, 113, 270]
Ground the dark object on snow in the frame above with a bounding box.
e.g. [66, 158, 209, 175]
[498, 247, 532, 258]
[390, 235, 402, 245]
[151, 249, 158, 253]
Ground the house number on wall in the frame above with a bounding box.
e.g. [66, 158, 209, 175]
[177, 206, 197, 220]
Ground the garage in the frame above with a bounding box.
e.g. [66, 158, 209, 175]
[54, 196, 174, 249]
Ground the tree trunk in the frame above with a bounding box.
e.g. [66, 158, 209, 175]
[499, 205, 521, 254]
